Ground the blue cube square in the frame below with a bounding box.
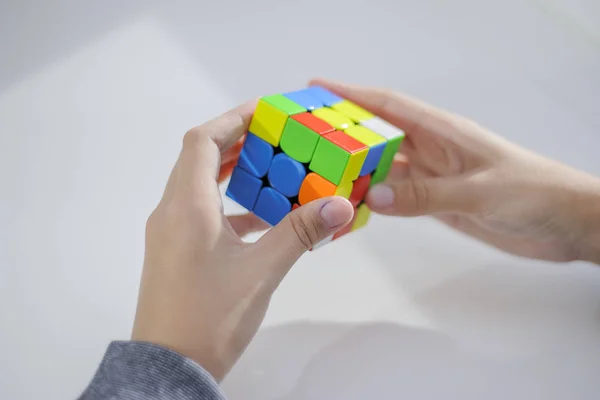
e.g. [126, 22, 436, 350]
[283, 89, 324, 111]
[225, 166, 263, 211]
[360, 142, 386, 176]
[305, 85, 343, 107]
[237, 133, 274, 178]
[253, 187, 292, 226]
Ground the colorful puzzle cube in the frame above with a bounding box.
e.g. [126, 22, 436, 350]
[225, 86, 405, 247]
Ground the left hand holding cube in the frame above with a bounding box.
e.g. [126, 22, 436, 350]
[132, 101, 353, 382]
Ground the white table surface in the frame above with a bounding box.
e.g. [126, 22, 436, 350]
[1, 0, 599, 399]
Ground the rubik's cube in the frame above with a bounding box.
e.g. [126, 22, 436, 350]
[226, 86, 405, 247]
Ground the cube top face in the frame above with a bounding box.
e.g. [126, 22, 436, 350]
[344, 125, 386, 147]
[304, 85, 343, 107]
[226, 85, 405, 248]
[323, 130, 368, 154]
[262, 94, 307, 116]
[291, 112, 335, 135]
[331, 100, 374, 123]
[283, 90, 324, 111]
[311, 107, 354, 130]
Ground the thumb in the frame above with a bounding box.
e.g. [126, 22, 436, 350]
[366, 176, 483, 216]
[253, 196, 354, 277]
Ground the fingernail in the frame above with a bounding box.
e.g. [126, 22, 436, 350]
[367, 185, 395, 209]
[320, 199, 351, 229]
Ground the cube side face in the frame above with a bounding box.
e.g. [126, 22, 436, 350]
[359, 142, 385, 176]
[237, 133, 274, 178]
[344, 125, 387, 176]
[309, 137, 351, 185]
[352, 204, 372, 231]
[349, 175, 371, 207]
[298, 173, 336, 205]
[226, 166, 263, 211]
[334, 180, 353, 200]
[254, 187, 292, 226]
[370, 135, 404, 185]
[267, 153, 306, 197]
[309, 130, 368, 185]
[340, 148, 368, 183]
[225, 86, 404, 249]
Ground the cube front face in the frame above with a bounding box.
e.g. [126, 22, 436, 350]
[225, 86, 405, 248]
[279, 118, 320, 163]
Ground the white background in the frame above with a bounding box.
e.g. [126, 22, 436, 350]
[1, 0, 600, 399]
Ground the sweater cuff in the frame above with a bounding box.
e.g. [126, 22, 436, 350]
[80, 341, 226, 400]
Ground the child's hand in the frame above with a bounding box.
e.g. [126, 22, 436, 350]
[131, 101, 353, 381]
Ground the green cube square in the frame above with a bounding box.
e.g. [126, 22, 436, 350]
[309, 137, 350, 185]
[370, 135, 404, 185]
[280, 118, 320, 163]
[262, 94, 306, 116]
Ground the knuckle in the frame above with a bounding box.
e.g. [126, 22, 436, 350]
[145, 208, 161, 230]
[158, 202, 185, 225]
[145, 205, 171, 236]
[378, 89, 397, 116]
[288, 213, 320, 251]
[411, 107, 433, 137]
[395, 179, 430, 215]
[411, 178, 431, 214]
[183, 127, 209, 149]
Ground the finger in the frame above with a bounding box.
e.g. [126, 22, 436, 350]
[387, 156, 410, 181]
[310, 78, 436, 134]
[227, 213, 269, 237]
[163, 135, 244, 203]
[179, 100, 255, 186]
[366, 174, 484, 216]
[386, 155, 433, 182]
[398, 135, 415, 156]
[252, 197, 354, 282]
[309, 78, 508, 157]
[397, 136, 426, 167]
[387, 137, 440, 181]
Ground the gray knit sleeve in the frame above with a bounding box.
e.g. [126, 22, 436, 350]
[79, 341, 227, 400]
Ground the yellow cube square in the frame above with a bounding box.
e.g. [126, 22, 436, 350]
[312, 107, 355, 130]
[344, 125, 386, 147]
[341, 148, 368, 183]
[248, 99, 289, 146]
[332, 100, 374, 123]
[334, 180, 353, 199]
[352, 204, 372, 231]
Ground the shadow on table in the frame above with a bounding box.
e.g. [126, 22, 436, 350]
[223, 318, 600, 400]
[224, 220, 600, 400]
